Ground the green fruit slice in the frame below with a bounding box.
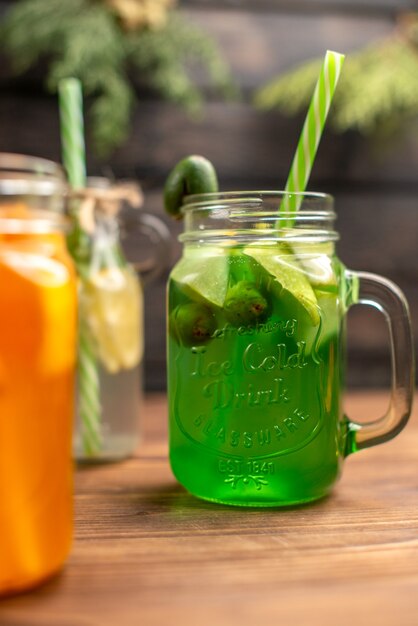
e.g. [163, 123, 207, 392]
[290, 241, 337, 290]
[171, 254, 229, 308]
[243, 244, 320, 326]
[164, 155, 218, 219]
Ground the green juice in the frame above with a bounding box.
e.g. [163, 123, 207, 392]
[168, 243, 349, 506]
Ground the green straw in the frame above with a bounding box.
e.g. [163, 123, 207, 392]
[58, 77, 102, 457]
[58, 79, 86, 189]
[280, 50, 345, 222]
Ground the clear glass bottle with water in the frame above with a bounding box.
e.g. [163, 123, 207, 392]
[72, 179, 170, 462]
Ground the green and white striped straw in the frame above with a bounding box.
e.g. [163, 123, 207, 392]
[58, 77, 102, 457]
[58, 79, 86, 190]
[280, 50, 345, 222]
[78, 318, 102, 456]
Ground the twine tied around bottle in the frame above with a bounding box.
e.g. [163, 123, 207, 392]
[70, 182, 144, 234]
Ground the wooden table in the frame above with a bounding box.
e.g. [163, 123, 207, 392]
[1, 392, 418, 626]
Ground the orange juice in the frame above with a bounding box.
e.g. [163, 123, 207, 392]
[0, 201, 77, 594]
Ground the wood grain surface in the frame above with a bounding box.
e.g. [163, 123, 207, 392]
[0, 392, 417, 626]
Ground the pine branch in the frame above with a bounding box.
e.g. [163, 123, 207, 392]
[255, 20, 418, 138]
[1, 0, 89, 71]
[0, 0, 237, 156]
[127, 14, 238, 112]
[89, 75, 134, 156]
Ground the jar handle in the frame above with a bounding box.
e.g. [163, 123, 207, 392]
[121, 212, 172, 286]
[344, 270, 415, 454]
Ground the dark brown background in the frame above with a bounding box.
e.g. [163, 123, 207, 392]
[0, 0, 417, 390]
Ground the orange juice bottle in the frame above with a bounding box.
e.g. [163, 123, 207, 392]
[0, 154, 77, 595]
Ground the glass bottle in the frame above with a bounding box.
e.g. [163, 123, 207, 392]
[0, 154, 77, 594]
[72, 178, 170, 462]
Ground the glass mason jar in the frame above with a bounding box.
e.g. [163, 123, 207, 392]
[167, 192, 414, 507]
[0, 154, 77, 594]
[72, 178, 170, 463]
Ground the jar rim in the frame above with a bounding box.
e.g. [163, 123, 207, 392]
[0, 153, 67, 196]
[182, 190, 334, 212]
[180, 191, 338, 244]
[0, 153, 66, 178]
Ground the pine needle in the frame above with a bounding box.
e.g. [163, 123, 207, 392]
[255, 21, 418, 138]
[1, 0, 237, 156]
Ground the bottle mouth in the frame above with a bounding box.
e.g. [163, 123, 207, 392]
[180, 191, 338, 243]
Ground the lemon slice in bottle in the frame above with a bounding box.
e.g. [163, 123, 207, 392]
[81, 266, 142, 373]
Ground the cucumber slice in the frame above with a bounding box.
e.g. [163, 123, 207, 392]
[164, 155, 218, 219]
[171, 254, 230, 308]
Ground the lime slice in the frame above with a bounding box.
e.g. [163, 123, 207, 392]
[290, 241, 337, 290]
[243, 244, 320, 326]
[171, 254, 229, 308]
